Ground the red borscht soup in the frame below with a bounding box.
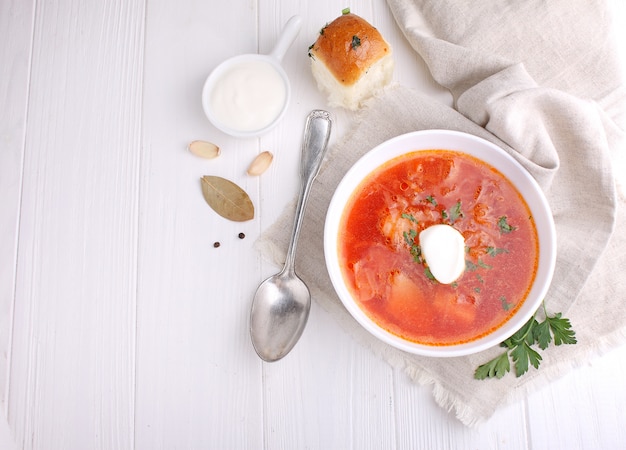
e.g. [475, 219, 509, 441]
[338, 150, 539, 345]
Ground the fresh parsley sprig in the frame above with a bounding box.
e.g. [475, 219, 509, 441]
[474, 302, 577, 380]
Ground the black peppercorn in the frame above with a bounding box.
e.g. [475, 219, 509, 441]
[238, 232, 246, 239]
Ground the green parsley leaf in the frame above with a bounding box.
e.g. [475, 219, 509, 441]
[474, 304, 577, 380]
[533, 319, 552, 350]
[342, 7, 350, 14]
[426, 195, 437, 206]
[403, 228, 422, 263]
[351, 35, 361, 50]
[506, 316, 536, 347]
[500, 295, 514, 311]
[486, 246, 508, 257]
[465, 259, 492, 272]
[447, 201, 464, 224]
[474, 352, 511, 380]
[403, 228, 416, 245]
[409, 243, 422, 263]
[497, 216, 516, 234]
[533, 310, 577, 349]
[402, 213, 418, 223]
[510, 341, 542, 377]
[546, 312, 577, 346]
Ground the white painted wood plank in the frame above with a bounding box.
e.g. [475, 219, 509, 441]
[7, 1, 145, 448]
[394, 371, 529, 449]
[134, 0, 264, 448]
[258, 305, 396, 449]
[0, 0, 35, 414]
[526, 345, 626, 449]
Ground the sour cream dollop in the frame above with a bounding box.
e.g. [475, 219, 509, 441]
[209, 59, 287, 132]
[419, 224, 465, 284]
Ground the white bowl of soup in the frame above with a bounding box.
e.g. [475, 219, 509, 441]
[324, 130, 556, 357]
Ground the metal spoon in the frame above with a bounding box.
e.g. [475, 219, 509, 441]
[250, 110, 332, 362]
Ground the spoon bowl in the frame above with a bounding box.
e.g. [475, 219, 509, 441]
[250, 110, 332, 362]
[250, 271, 311, 362]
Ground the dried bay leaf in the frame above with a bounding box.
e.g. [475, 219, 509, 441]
[200, 175, 254, 222]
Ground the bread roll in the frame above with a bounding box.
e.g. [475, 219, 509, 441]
[309, 11, 393, 110]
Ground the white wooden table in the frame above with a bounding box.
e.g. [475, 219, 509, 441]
[2, 0, 626, 448]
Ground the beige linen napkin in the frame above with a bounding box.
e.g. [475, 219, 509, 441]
[257, 0, 626, 424]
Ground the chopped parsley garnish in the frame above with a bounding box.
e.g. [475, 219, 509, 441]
[500, 295, 514, 311]
[410, 247, 422, 263]
[474, 303, 577, 379]
[465, 259, 491, 271]
[497, 216, 516, 234]
[403, 229, 417, 246]
[486, 246, 508, 257]
[403, 229, 422, 264]
[437, 200, 464, 224]
[401, 215, 423, 264]
[426, 195, 437, 206]
[351, 35, 361, 50]
[342, 7, 351, 14]
[447, 201, 464, 224]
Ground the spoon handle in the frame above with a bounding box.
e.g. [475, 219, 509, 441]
[283, 110, 332, 272]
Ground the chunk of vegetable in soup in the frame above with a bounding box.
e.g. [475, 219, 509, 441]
[338, 150, 539, 345]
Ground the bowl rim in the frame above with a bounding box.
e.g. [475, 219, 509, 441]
[323, 129, 557, 357]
